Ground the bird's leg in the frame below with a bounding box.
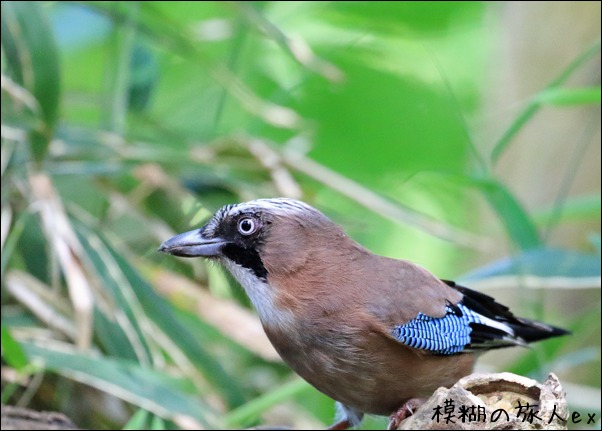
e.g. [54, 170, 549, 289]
[327, 418, 353, 430]
[387, 397, 427, 430]
[328, 403, 364, 430]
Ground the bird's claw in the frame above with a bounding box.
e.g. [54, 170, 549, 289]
[387, 398, 426, 430]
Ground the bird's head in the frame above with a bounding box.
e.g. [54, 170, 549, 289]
[159, 198, 350, 283]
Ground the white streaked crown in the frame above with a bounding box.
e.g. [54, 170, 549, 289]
[202, 198, 317, 236]
[226, 198, 315, 217]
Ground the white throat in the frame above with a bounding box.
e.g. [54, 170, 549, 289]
[221, 259, 294, 330]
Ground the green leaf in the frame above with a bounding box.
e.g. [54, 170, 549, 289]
[589, 233, 601, 257]
[491, 39, 600, 164]
[1, 211, 32, 278]
[128, 43, 159, 113]
[320, 2, 486, 37]
[21, 342, 213, 427]
[72, 218, 247, 408]
[84, 1, 301, 130]
[93, 308, 141, 362]
[123, 409, 166, 430]
[476, 179, 541, 250]
[462, 248, 601, 281]
[0, 325, 29, 370]
[104, 2, 138, 133]
[149, 415, 167, 430]
[123, 409, 150, 430]
[533, 193, 601, 225]
[536, 86, 601, 106]
[73, 220, 153, 365]
[1, 1, 61, 163]
[223, 378, 312, 428]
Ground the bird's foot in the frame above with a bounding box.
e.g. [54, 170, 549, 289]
[387, 398, 427, 430]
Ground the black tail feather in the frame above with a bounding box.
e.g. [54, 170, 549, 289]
[441, 279, 570, 350]
[511, 317, 570, 343]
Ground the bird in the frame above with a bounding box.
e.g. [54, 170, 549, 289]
[159, 198, 568, 430]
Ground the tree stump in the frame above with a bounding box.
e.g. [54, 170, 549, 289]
[397, 372, 568, 430]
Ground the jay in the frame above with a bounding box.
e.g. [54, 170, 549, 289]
[160, 198, 568, 429]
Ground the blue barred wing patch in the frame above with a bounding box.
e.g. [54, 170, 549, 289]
[392, 304, 488, 355]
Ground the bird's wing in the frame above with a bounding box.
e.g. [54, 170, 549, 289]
[442, 280, 567, 348]
[386, 276, 567, 356]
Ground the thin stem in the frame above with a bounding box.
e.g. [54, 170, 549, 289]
[491, 38, 600, 164]
[105, 2, 139, 134]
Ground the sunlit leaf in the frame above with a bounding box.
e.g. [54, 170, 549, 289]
[536, 86, 601, 106]
[123, 408, 151, 430]
[0, 325, 29, 370]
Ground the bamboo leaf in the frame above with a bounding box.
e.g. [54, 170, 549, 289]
[223, 379, 312, 428]
[491, 39, 600, 164]
[83, 1, 301, 129]
[533, 193, 600, 225]
[22, 342, 214, 427]
[468, 177, 541, 250]
[123, 409, 151, 430]
[536, 86, 601, 106]
[1, 1, 61, 163]
[72, 218, 247, 408]
[461, 248, 601, 290]
[0, 325, 29, 370]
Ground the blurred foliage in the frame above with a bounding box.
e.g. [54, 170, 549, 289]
[1, 1, 600, 429]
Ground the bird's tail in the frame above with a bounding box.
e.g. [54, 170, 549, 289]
[442, 280, 570, 349]
[510, 318, 570, 344]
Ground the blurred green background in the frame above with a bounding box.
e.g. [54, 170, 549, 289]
[1, 1, 600, 429]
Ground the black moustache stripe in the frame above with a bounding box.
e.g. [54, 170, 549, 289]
[221, 244, 268, 281]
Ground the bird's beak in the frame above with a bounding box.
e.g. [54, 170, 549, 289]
[159, 229, 227, 258]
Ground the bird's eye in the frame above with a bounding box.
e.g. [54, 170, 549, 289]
[237, 217, 258, 236]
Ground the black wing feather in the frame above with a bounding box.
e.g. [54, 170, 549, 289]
[441, 279, 569, 349]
